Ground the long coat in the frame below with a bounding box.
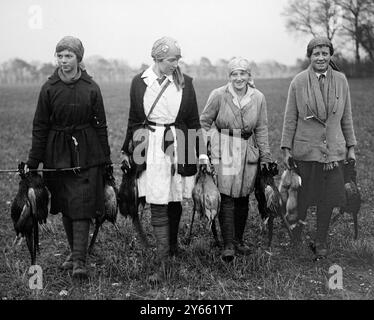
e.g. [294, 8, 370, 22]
[27, 68, 111, 219]
[200, 83, 272, 198]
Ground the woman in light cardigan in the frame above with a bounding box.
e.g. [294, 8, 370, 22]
[281, 37, 357, 259]
[200, 57, 272, 262]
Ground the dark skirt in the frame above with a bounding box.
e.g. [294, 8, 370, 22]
[44, 166, 105, 220]
[295, 161, 346, 209]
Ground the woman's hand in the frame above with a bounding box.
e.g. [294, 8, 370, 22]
[198, 154, 211, 173]
[260, 162, 270, 171]
[346, 146, 356, 161]
[282, 147, 292, 170]
[121, 152, 132, 172]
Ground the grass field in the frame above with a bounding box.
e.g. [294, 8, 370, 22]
[0, 78, 373, 300]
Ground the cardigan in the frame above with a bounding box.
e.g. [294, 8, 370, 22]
[281, 66, 357, 163]
[121, 72, 202, 177]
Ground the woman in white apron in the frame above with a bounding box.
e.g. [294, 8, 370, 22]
[121, 37, 202, 282]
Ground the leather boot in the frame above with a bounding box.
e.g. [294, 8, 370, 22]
[219, 194, 235, 262]
[168, 202, 182, 256]
[233, 197, 251, 255]
[72, 219, 90, 279]
[149, 204, 170, 283]
[61, 216, 74, 270]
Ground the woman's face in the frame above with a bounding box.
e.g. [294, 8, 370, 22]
[310, 45, 331, 73]
[56, 49, 78, 73]
[230, 70, 250, 92]
[156, 56, 180, 76]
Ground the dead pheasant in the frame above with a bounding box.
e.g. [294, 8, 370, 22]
[11, 164, 49, 265]
[189, 162, 220, 245]
[330, 159, 361, 239]
[254, 161, 293, 246]
[279, 157, 303, 230]
[117, 157, 149, 248]
[88, 166, 119, 254]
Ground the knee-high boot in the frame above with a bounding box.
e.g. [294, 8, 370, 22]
[61, 216, 74, 270]
[149, 204, 170, 283]
[72, 219, 90, 279]
[233, 197, 251, 255]
[315, 204, 334, 256]
[168, 202, 182, 256]
[219, 194, 235, 262]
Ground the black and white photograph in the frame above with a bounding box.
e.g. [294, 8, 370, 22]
[0, 0, 373, 305]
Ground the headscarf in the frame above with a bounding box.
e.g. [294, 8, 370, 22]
[228, 57, 255, 88]
[306, 36, 340, 71]
[55, 36, 86, 71]
[307, 36, 334, 57]
[151, 36, 184, 90]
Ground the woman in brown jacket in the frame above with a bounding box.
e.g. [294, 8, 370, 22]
[200, 57, 272, 262]
[281, 37, 357, 259]
[26, 36, 112, 278]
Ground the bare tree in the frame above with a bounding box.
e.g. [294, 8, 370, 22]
[338, 0, 374, 64]
[282, 0, 341, 40]
[361, 22, 374, 62]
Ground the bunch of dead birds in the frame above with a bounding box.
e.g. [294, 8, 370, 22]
[10, 155, 361, 266]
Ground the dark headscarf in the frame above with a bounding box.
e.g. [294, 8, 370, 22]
[56, 36, 85, 62]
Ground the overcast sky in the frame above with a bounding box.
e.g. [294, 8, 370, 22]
[0, 0, 311, 67]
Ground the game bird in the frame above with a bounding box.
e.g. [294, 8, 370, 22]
[254, 161, 293, 247]
[88, 166, 120, 254]
[11, 163, 49, 265]
[330, 159, 361, 239]
[189, 160, 220, 245]
[279, 157, 303, 229]
[117, 156, 150, 248]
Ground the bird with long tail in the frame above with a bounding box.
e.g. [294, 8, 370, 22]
[88, 165, 120, 254]
[117, 155, 150, 248]
[11, 162, 50, 265]
[254, 161, 293, 247]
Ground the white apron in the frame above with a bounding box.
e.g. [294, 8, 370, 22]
[137, 67, 195, 204]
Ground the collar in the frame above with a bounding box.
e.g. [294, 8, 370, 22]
[315, 70, 328, 79]
[141, 65, 174, 86]
[227, 82, 254, 108]
[48, 67, 92, 85]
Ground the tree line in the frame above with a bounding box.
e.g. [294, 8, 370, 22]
[0, 56, 300, 85]
[283, 0, 374, 77]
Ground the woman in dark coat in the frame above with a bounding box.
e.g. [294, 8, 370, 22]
[26, 36, 112, 278]
[121, 36, 202, 283]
